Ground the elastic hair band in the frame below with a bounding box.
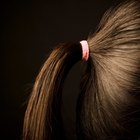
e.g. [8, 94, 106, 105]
[80, 40, 89, 61]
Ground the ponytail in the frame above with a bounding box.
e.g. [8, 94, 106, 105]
[23, 0, 140, 140]
[23, 43, 82, 140]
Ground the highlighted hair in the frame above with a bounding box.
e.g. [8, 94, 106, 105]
[23, 1, 140, 140]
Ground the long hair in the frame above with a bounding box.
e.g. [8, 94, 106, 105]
[23, 1, 140, 140]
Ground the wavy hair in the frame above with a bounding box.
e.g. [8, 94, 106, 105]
[23, 1, 140, 140]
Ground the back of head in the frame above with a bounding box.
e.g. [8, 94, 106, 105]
[77, 1, 140, 139]
[23, 0, 140, 140]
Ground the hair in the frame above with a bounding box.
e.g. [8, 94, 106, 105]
[23, 0, 140, 140]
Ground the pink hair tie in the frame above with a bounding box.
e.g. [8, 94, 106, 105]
[80, 40, 89, 61]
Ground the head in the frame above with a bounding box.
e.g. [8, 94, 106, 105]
[23, 0, 140, 140]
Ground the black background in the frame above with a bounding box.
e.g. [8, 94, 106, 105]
[1, 0, 125, 139]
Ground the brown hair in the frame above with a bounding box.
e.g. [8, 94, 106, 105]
[23, 0, 140, 140]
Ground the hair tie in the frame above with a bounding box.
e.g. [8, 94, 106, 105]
[80, 40, 89, 61]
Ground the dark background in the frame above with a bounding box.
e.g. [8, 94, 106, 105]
[1, 0, 124, 139]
